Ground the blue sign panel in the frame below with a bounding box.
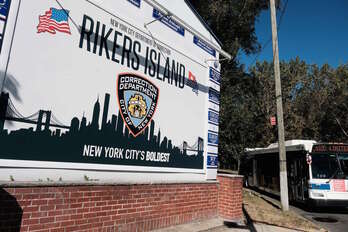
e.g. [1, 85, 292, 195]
[311, 184, 330, 190]
[209, 88, 219, 105]
[0, 0, 10, 17]
[0, 0, 11, 53]
[127, 0, 141, 8]
[208, 132, 218, 145]
[193, 36, 216, 57]
[153, 9, 185, 36]
[207, 155, 218, 166]
[209, 67, 220, 85]
[208, 111, 219, 124]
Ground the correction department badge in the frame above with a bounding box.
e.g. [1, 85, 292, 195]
[117, 73, 159, 137]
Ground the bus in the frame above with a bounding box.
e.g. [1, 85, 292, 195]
[242, 140, 348, 207]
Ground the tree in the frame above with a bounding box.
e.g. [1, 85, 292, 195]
[249, 59, 348, 145]
[221, 56, 348, 169]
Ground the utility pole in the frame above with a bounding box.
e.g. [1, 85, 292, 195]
[270, 0, 289, 211]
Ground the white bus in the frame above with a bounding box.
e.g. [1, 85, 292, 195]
[242, 140, 348, 207]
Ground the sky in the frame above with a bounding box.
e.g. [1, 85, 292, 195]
[240, 0, 348, 70]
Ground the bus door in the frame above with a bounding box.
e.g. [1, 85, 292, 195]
[289, 157, 306, 202]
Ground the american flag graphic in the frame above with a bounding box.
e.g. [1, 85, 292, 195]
[188, 71, 197, 82]
[37, 8, 71, 34]
[187, 71, 199, 95]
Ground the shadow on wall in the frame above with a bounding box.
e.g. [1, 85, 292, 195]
[0, 188, 23, 232]
[0, 71, 21, 126]
[0, 71, 21, 102]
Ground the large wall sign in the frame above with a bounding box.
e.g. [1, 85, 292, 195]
[0, 0, 221, 173]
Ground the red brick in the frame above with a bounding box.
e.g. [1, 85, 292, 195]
[39, 217, 55, 224]
[1, 179, 244, 231]
[14, 188, 33, 194]
[22, 218, 39, 225]
[56, 215, 70, 222]
[217, 175, 243, 221]
[50, 228, 65, 232]
[28, 223, 45, 231]
[30, 211, 48, 218]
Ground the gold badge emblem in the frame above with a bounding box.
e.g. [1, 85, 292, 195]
[128, 94, 147, 119]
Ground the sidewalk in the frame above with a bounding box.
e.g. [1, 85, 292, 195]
[153, 217, 301, 232]
[153, 187, 325, 232]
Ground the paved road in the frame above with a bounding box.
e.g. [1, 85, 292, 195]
[291, 205, 348, 232]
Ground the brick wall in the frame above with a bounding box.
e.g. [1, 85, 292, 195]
[217, 174, 243, 221]
[0, 175, 242, 231]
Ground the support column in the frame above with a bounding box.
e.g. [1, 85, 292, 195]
[253, 159, 258, 186]
[36, 110, 44, 132]
[218, 174, 243, 222]
[44, 111, 51, 131]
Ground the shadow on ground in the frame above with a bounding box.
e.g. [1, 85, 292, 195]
[242, 206, 256, 232]
[223, 220, 249, 229]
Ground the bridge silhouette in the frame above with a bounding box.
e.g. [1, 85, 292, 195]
[0, 91, 204, 155]
[0, 91, 205, 169]
[0, 92, 70, 132]
[178, 138, 204, 154]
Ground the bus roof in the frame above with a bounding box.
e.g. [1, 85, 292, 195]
[245, 140, 317, 156]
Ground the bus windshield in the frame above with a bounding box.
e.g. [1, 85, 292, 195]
[311, 153, 348, 179]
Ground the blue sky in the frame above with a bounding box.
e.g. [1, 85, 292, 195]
[240, 1, 348, 69]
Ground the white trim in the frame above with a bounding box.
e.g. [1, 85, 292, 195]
[0, 159, 205, 173]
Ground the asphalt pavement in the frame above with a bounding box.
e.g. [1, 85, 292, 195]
[291, 205, 348, 232]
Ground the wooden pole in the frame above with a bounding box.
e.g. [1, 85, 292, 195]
[270, 0, 289, 211]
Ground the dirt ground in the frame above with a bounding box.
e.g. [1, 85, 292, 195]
[243, 189, 326, 232]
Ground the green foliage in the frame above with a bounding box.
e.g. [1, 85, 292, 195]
[252, 59, 348, 143]
[223, 58, 348, 170]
